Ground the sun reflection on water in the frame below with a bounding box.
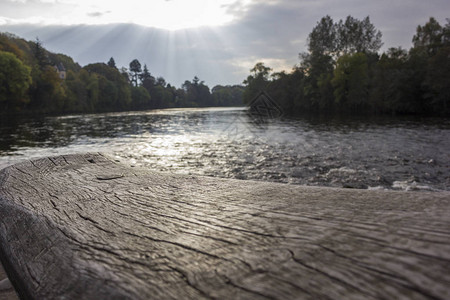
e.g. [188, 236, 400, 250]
[1, 107, 449, 191]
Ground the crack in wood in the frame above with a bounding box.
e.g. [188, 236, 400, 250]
[0, 153, 448, 299]
[96, 174, 124, 181]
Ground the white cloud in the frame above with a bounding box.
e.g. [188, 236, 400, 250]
[1, 0, 450, 87]
[229, 56, 294, 77]
[0, 0, 251, 30]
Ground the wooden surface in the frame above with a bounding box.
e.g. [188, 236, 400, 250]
[0, 153, 449, 300]
[0, 261, 19, 300]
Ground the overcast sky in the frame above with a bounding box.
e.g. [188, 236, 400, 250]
[1, 0, 449, 87]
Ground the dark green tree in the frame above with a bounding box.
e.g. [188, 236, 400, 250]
[299, 51, 334, 111]
[182, 76, 212, 107]
[129, 59, 142, 87]
[424, 46, 450, 114]
[83, 63, 132, 110]
[156, 76, 166, 87]
[412, 17, 444, 56]
[308, 15, 338, 57]
[131, 86, 151, 110]
[0, 33, 25, 60]
[64, 70, 88, 112]
[337, 16, 383, 55]
[107, 57, 117, 69]
[0, 51, 32, 111]
[242, 62, 272, 104]
[370, 47, 409, 114]
[139, 64, 152, 83]
[33, 37, 49, 69]
[140, 64, 156, 96]
[211, 85, 244, 106]
[332, 52, 369, 112]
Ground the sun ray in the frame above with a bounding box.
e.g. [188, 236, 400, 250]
[11, 0, 244, 30]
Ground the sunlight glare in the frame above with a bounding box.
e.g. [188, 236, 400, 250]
[70, 0, 240, 30]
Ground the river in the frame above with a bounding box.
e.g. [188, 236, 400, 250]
[1, 107, 449, 191]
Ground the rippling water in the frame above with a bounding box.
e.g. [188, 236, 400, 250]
[1, 107, 449, 191]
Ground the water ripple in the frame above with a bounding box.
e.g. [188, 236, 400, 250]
[1, 108, 449, 191]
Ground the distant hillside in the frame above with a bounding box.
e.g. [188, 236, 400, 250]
[0, 32, 81, 72]
[0, 32, 243, 115]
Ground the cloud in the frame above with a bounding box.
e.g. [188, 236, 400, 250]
[0, 0, 77, 25]
[1, 0, 450, 87]
[87, 11, 111, 18]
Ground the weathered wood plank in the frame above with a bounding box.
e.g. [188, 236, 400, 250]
[0, 153, 449, 299]
[0, 261, 19, 300]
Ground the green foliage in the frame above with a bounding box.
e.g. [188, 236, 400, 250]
[332, 53, 369, 111]
[0, 33, 25, 60]
[211, 85, 245, 106]
[49, 53, 81, 73]
[413, 17, 444, 56]
[243, 62, 272, 104]
[241, 15, 449, 116]
[84, 63, 132, 110]
[0, 51, 32, 111]
[0, 31, 245, 115]
[337, 16, 383, 55]
[424, 46, 450, 113]
[131, 86, 151, 110]
[129, 59, 142, 87]
[308, 15, 382, 60]
[33, 38, 50, 69]
[299, 52, 334, 111]
[299, 15, 378, 112]
[308, 15, 337, 56]
[370, 47, 409, 113]
[182, 76, 212, 107]
[107, 57, 117, 69]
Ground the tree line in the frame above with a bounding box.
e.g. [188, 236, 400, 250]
[243, 16, 450, 116]
[0, 33, 244, 115]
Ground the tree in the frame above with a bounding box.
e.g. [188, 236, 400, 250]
[307, 15, 382, 59]
[243, 62, 272, 104]
[139, 64, 152, 82]
[424, 45, 450, 114]
[370, 47, 409, 114]
[337, 16, 383, 55]
[33, 37, 49, 69]
[131, 86, 151, 110]
[65, 70, 88, 112]
[332, 52, 369, 112]
[443, 18, 450, 45]
[156, 76, 166, 87]
[107, 57, 117, 69]
[129, 59, 142, 87]
[0, 33, 25, 60]
[413, 17, 444, 56]
[0, 51, 32, 111]
[182, 76, 212, 107]
[308, 15, 337, 57]
[300, 15, 382, 112]
[248, 62, 272, 81]
[211, 85, 244, 106]
[140, 64, 155, 93]
[83, 63, 132, 110]
[299, 51, 334, 110]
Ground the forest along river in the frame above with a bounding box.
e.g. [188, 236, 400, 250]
[0, 107, 449, 191]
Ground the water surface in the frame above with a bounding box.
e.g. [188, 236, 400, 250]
[1, 107, 449, 191]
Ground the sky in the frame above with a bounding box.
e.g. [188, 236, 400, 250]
[1, 0, 449, 88]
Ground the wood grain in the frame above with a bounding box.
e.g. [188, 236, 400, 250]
[0, 153, 449, 299]
[0, 261, 19, 300]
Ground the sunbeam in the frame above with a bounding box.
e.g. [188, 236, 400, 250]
[2, 0, 245, 30]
